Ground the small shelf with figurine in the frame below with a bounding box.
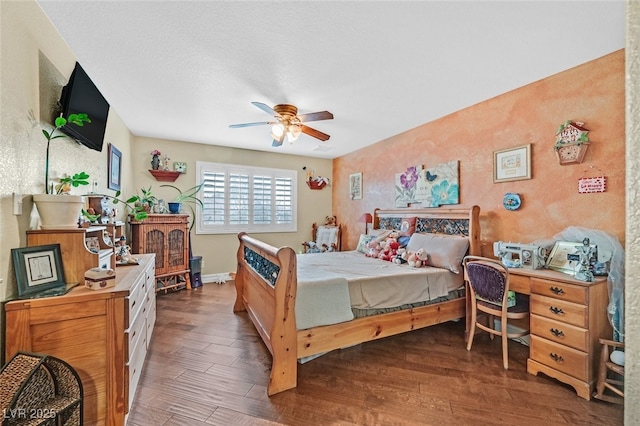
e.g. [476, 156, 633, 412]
[149, 169, 180, 182]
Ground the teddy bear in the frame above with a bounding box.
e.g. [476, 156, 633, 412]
[303, 241, 322, 253]
[407, 248, 428, 267]
[324, 215, 337, 226]
[393, 248, 407, 265]
[379, 240, 400, 262]
[365, 239, 382, 258]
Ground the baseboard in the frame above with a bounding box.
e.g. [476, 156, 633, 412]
[202, 272, 233, 284]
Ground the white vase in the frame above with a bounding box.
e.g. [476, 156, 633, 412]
[33, 194, 84, 229]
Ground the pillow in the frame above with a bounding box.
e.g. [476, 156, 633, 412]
[369, 229, 392, 239]
[316, 226, 339, 249]
[356, 234, 377, 253]
[406, 233, 469, 273]
[398, 217, 417, 236]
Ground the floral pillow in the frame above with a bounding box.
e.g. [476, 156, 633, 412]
[356, 234, 377, 253]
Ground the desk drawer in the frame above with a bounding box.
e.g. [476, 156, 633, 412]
[531, 314, 588, 351]
[531, 294, 587, 328]
[509, 274, 530, 295]
[530, 279, 587, 304]
[530, 336, 588, 381]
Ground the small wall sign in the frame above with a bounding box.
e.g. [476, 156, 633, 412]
[578, 176, 606, 193]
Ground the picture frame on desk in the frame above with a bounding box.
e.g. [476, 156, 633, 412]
[11, 244, 66, 299]
[546, 240, 597, 276]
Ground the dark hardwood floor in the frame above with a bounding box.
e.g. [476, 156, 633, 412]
[127, 282, 623, 425]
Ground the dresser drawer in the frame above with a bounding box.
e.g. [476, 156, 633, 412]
[531, 294, 587, 328]
[127, 331, 147, 410]
[530, 335, 588, 381]
[531, 314, 588, 352]
[530, 278, 587, 304]
[126, 304, 147, 361]
[126, 278, 147, 327]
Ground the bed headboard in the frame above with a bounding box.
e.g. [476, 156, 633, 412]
[373, 205, 480, 256]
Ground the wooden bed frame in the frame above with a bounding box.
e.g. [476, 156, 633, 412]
[234, 206, 480, 395]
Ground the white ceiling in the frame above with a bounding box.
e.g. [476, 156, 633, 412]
[37, 1, 625, 159]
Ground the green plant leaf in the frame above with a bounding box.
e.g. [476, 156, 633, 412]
[54, 116, 67, 127]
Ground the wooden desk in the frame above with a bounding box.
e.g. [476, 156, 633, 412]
[466, 267, 610, 400]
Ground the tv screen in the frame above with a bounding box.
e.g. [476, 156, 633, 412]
[58, 62, 110, 152]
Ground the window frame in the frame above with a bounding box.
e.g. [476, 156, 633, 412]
[195, 161, 298, 234]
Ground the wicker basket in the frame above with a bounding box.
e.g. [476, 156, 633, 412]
[0, 352, 83, 426]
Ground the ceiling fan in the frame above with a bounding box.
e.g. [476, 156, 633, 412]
[229, 102, 334, 147]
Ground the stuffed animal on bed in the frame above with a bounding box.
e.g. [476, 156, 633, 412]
[393, 248, 407, 264]
[379, 240, 400, 262]
[365, 239, 382, 258]
[407, 248, 428, 267]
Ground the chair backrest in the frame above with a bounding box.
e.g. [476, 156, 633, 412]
[463, 256, 509, 305]
[312, 223, 342, 251]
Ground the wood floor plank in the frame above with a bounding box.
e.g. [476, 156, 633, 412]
[128, 281, 624, 425]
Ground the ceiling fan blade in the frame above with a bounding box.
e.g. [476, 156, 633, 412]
[300, 124, 330, 141]
[229, 121, 273, 128]
[296, 110, 334, 123]
[252, 101, 279, 117]
[272, 130, 285, 147]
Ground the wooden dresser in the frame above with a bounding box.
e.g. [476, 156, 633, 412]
[129, 214, 191, 292]
[4, 254, 156, 425]
[509, 269, 611, 400]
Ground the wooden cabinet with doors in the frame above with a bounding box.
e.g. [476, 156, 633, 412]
[129, 214, 191, 292]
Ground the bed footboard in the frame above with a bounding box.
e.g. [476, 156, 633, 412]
[235, 232, 298, 395]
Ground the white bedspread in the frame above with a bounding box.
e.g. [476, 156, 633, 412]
[295, 251, 463, 330]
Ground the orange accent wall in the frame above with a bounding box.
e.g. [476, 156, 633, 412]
[333, 50, 625, 255]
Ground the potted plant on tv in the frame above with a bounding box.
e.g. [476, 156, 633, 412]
[32, 113, 92, 229]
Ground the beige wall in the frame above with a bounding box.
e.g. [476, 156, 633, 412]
[131, 136, 333, 276]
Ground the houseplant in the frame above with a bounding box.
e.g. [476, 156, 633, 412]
[33, 113, 92, 229]
[160, 183, 204, 231]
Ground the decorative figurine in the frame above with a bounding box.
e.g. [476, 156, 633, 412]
[574, 237, 595, 282]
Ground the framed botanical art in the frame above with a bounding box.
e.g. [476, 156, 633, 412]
[350, 172, 362, 200]
[493, 144, 531, 183]
[108, 143, 122, 191]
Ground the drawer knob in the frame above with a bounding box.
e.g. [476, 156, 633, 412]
[549, 306, 564, 315]
[549, 286, 565, 295]
[549, 353, 564, 363]
[549, 328, 565, 337]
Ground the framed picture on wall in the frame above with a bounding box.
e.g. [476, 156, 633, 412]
[108, 143, 122, 191]
[493, 144, 531, 183]
[350, 172, 363, 200]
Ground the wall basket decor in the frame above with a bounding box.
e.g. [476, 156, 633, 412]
[554, 120, 590, 165]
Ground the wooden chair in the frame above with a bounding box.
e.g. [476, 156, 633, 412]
[593, 338, 625, 404]
[463, 255, 530, 369]
[302, 223, 342, 253]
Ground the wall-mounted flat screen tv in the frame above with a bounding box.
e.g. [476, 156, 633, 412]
[58, 62, 110, 152]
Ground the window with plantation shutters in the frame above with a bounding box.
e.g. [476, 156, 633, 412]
[195, 161, 297, 234]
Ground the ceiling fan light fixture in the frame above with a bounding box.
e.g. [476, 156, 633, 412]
[271, 123, 285, 139]
[287, 124, 302, 142]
